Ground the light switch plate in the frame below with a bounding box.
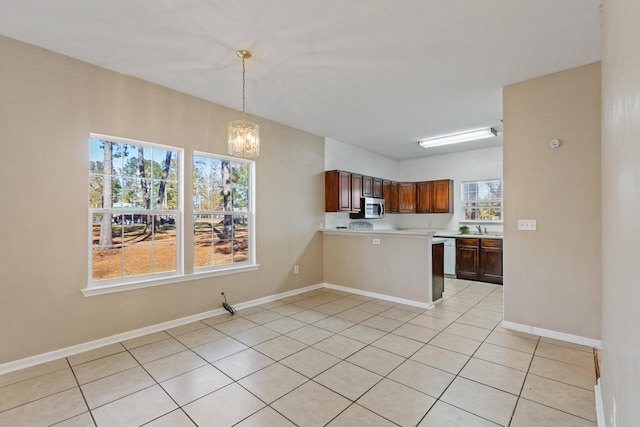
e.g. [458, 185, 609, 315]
[373, 238, 381, 245]
[518, 219, 537, 230]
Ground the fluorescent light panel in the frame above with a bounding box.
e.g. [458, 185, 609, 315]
[418, 127, 497, 148]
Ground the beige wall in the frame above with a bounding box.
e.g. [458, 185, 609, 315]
[503, 62, 601, 340]
[323, 233, 431, 303]
[601, 0, 640, 424]
[0, 36, 325, 364]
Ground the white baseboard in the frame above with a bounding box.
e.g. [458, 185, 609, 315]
[501, 320, 602, 349]
[323, 283, 434, 309]
[0, 283, 324, 376]
[594, 378, 606, 427]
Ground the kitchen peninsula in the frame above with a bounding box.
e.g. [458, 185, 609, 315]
[322, 228, 441, 308]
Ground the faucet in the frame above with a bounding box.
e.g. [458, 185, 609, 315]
[476, 225, 482, 234]
[484, 227, 488, 234]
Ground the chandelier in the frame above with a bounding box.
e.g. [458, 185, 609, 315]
[228, 50, 260, 157]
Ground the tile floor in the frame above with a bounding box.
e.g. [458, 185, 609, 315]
[0, 279, 598, 426]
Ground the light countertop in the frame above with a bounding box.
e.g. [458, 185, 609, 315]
[320, 228, 435, 238]
[320, 228, 503, 239]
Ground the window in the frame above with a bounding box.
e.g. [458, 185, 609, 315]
[89, 134, 181, 284]
[193, 153, 254, 270]
[462, 179, 503, 221]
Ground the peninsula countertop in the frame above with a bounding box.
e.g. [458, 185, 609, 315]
[320, 228, 503, 239]
[320, 228, 436, 238]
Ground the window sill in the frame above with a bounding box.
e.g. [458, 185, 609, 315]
[82, 264, 260, 297]
[459, 220, 503, 224]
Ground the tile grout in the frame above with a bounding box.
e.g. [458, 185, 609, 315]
[0, 281, 598, 426]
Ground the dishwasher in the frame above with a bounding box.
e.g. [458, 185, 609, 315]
[443, 238, 456, 276]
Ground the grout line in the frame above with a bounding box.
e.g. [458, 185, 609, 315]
[506, 335, 541, 426]
[65, 356, 99, 427]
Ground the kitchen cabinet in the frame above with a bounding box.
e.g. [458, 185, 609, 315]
[373, 178, 383, 198]
[399, 182, 416, 213]
[416, 179, 453, 214]
[456, 237, 480, 280]
[382, 179, 399, 213]
[416, 181, 432, 213]
[325, 170, 351, 212]
[390, 181, 399, 212]
[479, 238, 503, 284]
[325, 170, 452, 215]
[361, 176, 383, 199]
[382, 180, 391, 209]
[431, 179, 453, 213]
[455, 237, 503, 284]
[363, 175, 373, 197]
[432, 241, 444, 300]
[351, 173, 363, 212]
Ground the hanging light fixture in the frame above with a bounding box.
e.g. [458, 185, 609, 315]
[228, 49, 260, 157]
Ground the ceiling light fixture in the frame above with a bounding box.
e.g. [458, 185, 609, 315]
[228, 50, 260, 157]
[418, 127, 497, 148]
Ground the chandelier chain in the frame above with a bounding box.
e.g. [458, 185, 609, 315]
[241, 57, 246, 121]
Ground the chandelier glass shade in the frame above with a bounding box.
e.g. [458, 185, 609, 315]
[228, 119, 260, 157]
[228, 50, 260, 157]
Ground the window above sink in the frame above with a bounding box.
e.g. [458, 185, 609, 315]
[462, 179, 503, 221]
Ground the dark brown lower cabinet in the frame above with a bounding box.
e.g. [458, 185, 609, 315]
[432, 242, 444, 300]
[456, 238, 480, 280]
[479, 238, 503, 284]
[456, 237, 503, 284]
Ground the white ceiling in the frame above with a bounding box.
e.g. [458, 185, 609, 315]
[0, 0, 601, 160]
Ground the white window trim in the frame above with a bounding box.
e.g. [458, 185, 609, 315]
[192, 151, 257, 272]
[461, 178, 503, 222]
[87, 133, 185, 293]
[81, 264, 260, 297]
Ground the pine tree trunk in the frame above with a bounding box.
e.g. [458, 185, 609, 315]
[138, 148, 150, 231]
[99, 141, 113, 249]
[155, 151, 172, 231]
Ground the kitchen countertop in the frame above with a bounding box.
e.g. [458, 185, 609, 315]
[432, 230, 503, 239]
[320, 228, 435, 238]
[320, 228, 503, 239]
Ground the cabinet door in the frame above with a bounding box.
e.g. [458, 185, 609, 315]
[416, 181, 432, 213]
[373, 178, 383, 198]
[456, 238, 479, 280]
[480, 239, 503, 284]
[363, 176, 373, 197]
[382, 180, 392, 212]
[351, 173, 363, 212]
[432, 179, 453, 213]
[325, 170, 351, 212]
[432, 242, 444, 300]
[399, 183, 416, 213]
[390, 182, 399, 212]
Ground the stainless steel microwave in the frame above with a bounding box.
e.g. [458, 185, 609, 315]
[350, 197, 385, 219]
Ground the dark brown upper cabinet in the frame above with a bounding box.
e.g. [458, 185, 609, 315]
[399, 182, 417, 213]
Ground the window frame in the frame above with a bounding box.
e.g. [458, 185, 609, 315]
[86, 133, 184, 291]
[192, 151, 257, 272]
[461, 178, 503, 222]
[83, 136, 259, 297]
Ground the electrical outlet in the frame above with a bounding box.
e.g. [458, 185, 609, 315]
[517, 219, 537, 231]
[294, 265, 299, 274]
[372, 239, 381, 245]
